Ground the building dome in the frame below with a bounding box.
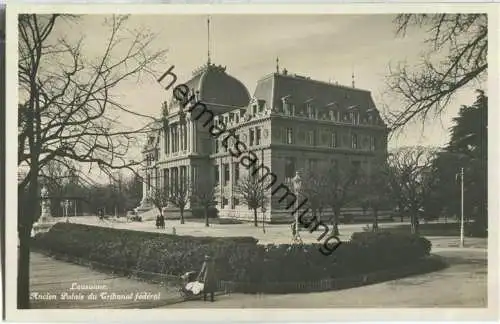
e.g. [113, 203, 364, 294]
[185, 63, 250, 108]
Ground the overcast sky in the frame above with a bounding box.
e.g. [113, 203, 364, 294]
[49, 14, 483, 178]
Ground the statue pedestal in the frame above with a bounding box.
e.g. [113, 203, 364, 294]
[135, 197, 154, 214]
[31, 220, 56, 237]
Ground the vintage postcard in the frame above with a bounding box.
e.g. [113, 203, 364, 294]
[4, 2, 498, 323]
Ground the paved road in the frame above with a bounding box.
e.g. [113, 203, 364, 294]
[29, 253, 181, 309]
[167, 249, 487, 308]
[30, 248, 487, 309]
[63, 216, 487, 249]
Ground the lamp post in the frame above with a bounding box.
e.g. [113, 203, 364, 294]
[459, 167, 465, 248]
[261, 206, 267, 234]
[65, 200, 70, 223]
[291, 170, 303, 242]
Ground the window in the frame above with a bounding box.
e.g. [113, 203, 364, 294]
[252, 105, 257, 115]
[147, 174, 151, 190]
[330, 132, 337, 148]
[307, 159, 317, 171]
[249, 129, 255, 146]
[256, 127, 261, 145]
[164, 129, 170, 154]
[351, 161, 361, 179]
[370, 136, 376, 151]
[214, 165, 220, 185]
[214, 139, 219, 153]
[351, 134, 358, 149]
[222, 197, 229, 207]
[284, 157, 296, 179]
[164, 169, 169, 193]
[191, 166, 198, 187]
[258, 101, 265, 113]
[330, 160, 338, 171]
[353, 112, 360, 124]
[286, 128, 293, 144]
[234, 163, 240, 182]
[223, 163, 230, 185]
[307, 130, 315, 146]
[233, 197, 239, 206]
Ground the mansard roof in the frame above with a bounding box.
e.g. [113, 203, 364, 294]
[253, 72, 379, 113]
[184, 63, 251, 108]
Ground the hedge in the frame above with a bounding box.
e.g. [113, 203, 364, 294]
[32, 223, 432, 291]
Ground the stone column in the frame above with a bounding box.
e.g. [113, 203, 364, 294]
[140, 169, 148, 204]
[184, 124, 188, 151]
[187, 120, 191, 152]
[170, 126, 175, 153]
[191, 121, 197, 152]
[179, 125, 183, 152]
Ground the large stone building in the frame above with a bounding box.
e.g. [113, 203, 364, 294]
[137, 61, 389, 222]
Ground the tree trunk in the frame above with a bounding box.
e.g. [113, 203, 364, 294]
[332, 207, 340, 236]
[180, 208, 185, 224]
[18, 178, 38, 309]
[410, 210, 419, 235]
[204, 207, 209, 227]
[262, 211, 266, 233]
[253, 209, 258, 227]
[372, 207, 379, 232]
[18, 227, 31, 309]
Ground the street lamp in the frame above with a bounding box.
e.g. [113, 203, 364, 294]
[64, 200, 71, 223]
[261, 206, 267, 234]
[458, 167, 465, 248]
[441, 151, 468, 248]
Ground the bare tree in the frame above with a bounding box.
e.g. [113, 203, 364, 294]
[357, 165, 393, 232]
[17, 14, 167, 308]
[39, 159, 78, 217]
[324, 161, 360, 236]
[192, 181, 217, 227]
[388, 147, 436, 234]
[386, 14, 487, 131]
[300, 168, 328, 224]
[149, 187, 169, 217]
[169, 180, 192, 225]
[234, 175, 269, 228]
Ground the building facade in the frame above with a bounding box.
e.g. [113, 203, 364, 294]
[137, 62, 389, 222]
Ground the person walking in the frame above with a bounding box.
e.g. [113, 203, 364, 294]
[197, 255, 217, 302]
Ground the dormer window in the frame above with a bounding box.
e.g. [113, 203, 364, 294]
[353, 111, 360, 124]
[351, 134, 358, 149]
[252, 104, 258, 115]
[258, 100, 265, 113]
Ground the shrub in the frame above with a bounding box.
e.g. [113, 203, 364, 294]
[33, 223, 432, 289]
[191, 207, 219, 219]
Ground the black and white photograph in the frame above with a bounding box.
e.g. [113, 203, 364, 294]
[4, 3, 497, 322]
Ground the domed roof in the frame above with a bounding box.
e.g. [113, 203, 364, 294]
[185, 63, 250, 108]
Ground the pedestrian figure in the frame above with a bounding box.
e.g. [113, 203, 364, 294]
[160, 214, 165, 229]
[198, 255, 216, 302]
[155, 215, 160, 229]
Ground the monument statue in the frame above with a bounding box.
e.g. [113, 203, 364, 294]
[39, 185, 52, 223]
[291, 170, 303, 243]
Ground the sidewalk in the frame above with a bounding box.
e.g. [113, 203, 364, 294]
[167, 249, 487, 308]
[29, 253, 183, 309]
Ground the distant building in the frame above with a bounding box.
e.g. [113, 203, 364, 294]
[138, 62, 388, 222]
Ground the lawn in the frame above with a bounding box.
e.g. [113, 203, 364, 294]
[380, 222, 487, 238]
